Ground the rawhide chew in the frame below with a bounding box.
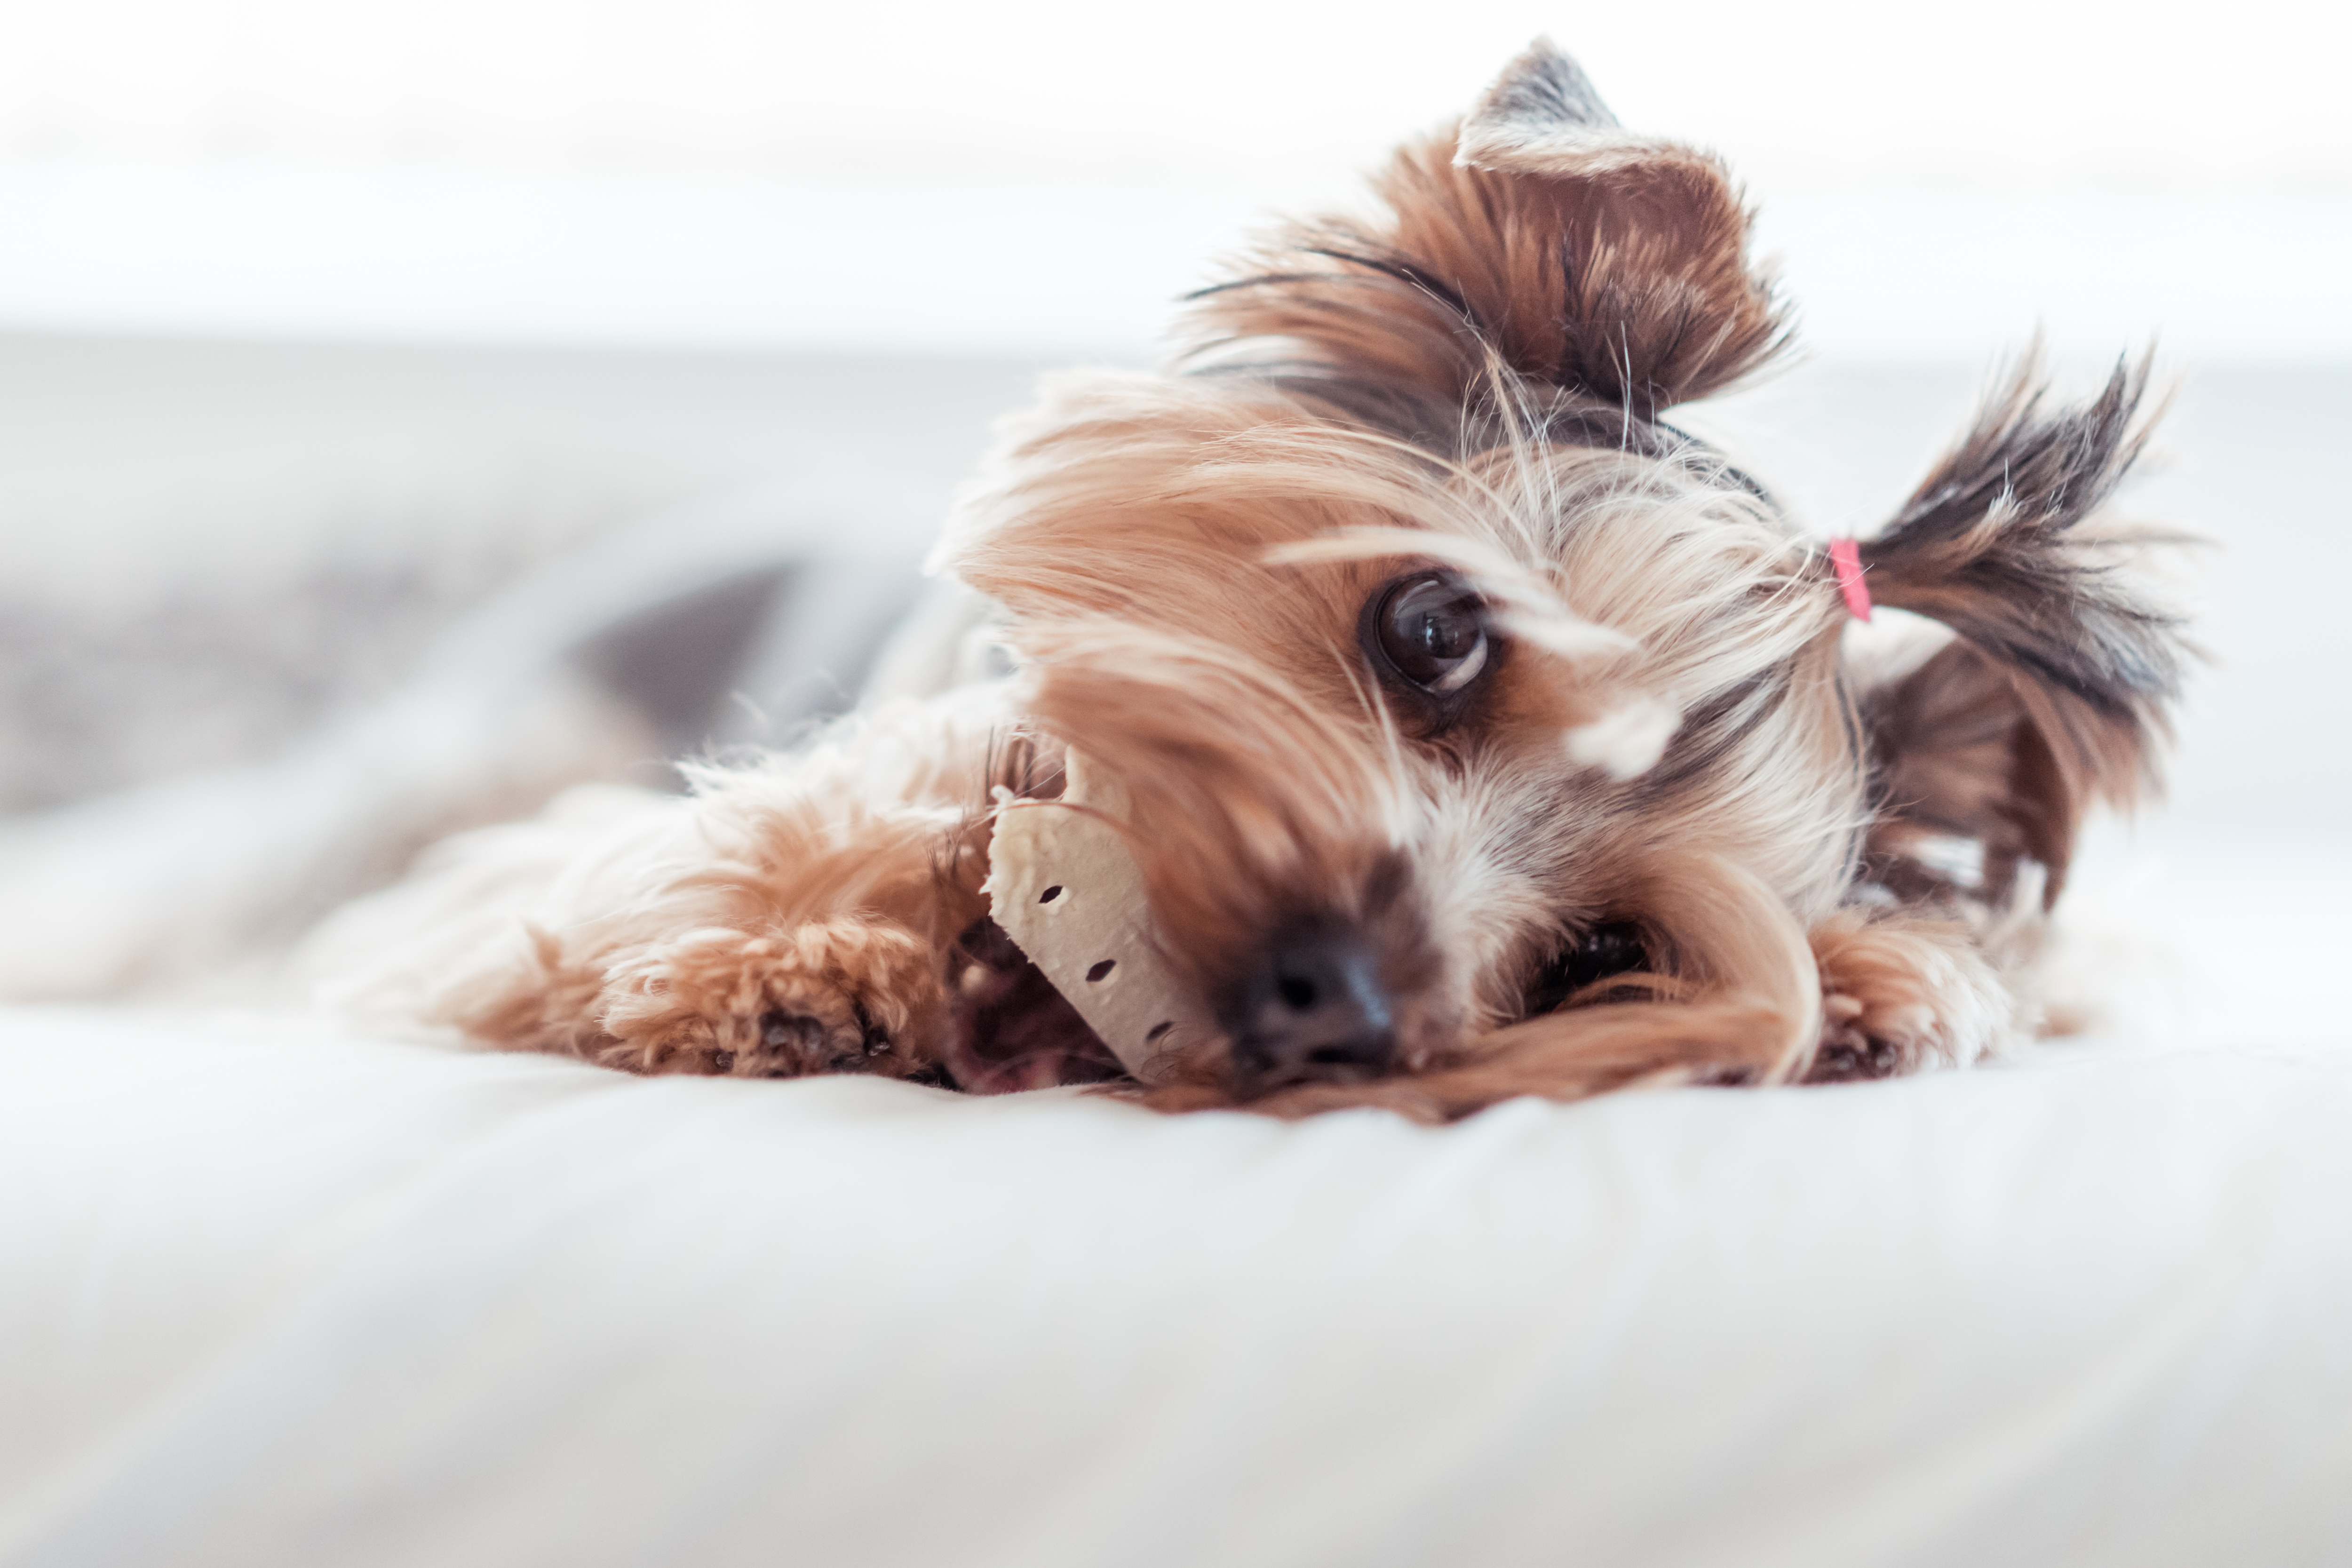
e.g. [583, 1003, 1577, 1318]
[981, 750, 1216, 1079]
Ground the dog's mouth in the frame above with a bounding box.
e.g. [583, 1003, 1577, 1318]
[1227, 1038, 1395, 1098]
[946, 888, 1656, 1101]
[1216, 919, 1657, 1098]
[946, 912, 1405, 1099]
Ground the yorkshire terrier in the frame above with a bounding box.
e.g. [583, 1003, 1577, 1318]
[310, 40, 2188, 1121]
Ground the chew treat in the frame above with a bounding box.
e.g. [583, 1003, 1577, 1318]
[981, 750, 1216, 1080]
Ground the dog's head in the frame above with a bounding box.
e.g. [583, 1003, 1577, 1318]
[942, 41, 2187, 1115]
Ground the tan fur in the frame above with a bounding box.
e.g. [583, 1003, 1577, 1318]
[1805, 908, 2019, 1080]
[303, 40, 2189, 1122]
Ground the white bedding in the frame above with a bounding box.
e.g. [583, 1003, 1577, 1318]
[4, 970, 2347, 1566]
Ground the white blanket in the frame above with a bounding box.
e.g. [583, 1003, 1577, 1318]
[4, 984, 2347, 1567]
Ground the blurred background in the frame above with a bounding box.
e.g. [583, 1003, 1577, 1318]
[1, 0, 2347, 1004]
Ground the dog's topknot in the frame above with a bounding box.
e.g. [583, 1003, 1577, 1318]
[1855, 351, 2191, 907]
[1182, 37, 1788, 437]
[1862, 350, 2183, 724]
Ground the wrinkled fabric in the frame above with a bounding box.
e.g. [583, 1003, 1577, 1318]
[1, 1005, 2347, 1568]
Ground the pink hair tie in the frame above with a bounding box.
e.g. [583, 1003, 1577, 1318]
[1828, 537, 1872, 622]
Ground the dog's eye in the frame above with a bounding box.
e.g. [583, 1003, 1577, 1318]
[1373, 574, 1489, 695]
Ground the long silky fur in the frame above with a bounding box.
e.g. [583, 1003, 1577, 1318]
[300, 38, 2191, 1123]
[1862, 351, 2183, 728]
[1857, 350, 2190, 904]
[948, 354, 1869, 1105]
[1179, 37, 1787, 443]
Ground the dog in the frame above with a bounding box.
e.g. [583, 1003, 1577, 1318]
[306, 39, 2189, 1122]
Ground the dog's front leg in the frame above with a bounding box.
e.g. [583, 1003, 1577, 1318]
[404, 785, 981, 1082]
[318, 692, 1020, 1083]
[591, 909, 953, 1080]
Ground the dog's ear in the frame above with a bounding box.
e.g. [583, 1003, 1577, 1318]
[1184, 38, 1786, 431]
[1856, 353, 2190, 907]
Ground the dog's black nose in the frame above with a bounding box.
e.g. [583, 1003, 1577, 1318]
[1224, 921, 1396, 1088]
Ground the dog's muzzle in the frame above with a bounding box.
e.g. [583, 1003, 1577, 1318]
[1220, 919, 1397, 1092]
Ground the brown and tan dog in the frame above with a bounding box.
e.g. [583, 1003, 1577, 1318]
[310, 40, 2188, 1121]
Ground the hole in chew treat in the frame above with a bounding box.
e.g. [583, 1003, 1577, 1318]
[1146, 1020, 1173, 1042]
[1038, 885, 1063, 904]
[1086, 959, 1116, 983]
[1277, 974, 1317, 1010]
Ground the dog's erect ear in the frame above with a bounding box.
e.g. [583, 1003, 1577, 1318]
[1450, 42, 1690, 182]
[1857, 352, 2191, 907]
[1184, 38, 1786, 432]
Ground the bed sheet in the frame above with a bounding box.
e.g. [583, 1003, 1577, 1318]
[2, 993, 2346, 1568]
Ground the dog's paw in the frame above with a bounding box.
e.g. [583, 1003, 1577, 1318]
[1808, 991, 1907, 1082]
[1804, 910, 2016, 1083]
[593, 918, 944, 1079]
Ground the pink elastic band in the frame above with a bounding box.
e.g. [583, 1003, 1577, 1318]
[1828, 537, 1872, 622]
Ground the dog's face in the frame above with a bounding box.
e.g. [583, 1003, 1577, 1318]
[945, 42, 2184, 1114]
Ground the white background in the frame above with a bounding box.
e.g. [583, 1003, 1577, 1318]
[0, 1, 2343, 840]
[1, 0, 2346, 359]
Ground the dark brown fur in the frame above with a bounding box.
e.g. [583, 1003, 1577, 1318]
[1861, 352, 2188, 907]
[1186, 40, 1786, 447]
